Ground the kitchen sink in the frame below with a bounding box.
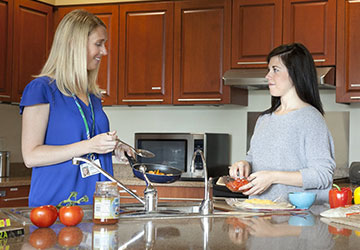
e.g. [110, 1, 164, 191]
[1, 201, 212, 225]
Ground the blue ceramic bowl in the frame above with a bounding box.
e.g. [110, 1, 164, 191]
[288, 192, 316, 209]
[288, 214, 315, 226]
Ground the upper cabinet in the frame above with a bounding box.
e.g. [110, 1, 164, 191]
[0, 0, 13, 102]
[119, 0, 247, 105]
[0, 0, 52, 103]
[118, 2, 173, 105]
[173, 0, 246, 105]
[56, 5, 119, 106]
[232, 0, 336, 68]
[336, 0, 360, 103]
[12, 0, 53, 103]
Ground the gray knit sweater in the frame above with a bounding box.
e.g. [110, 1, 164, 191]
[246, 106, 336, 204]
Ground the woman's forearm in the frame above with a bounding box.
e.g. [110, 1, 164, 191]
[271, 171, 303, 187]
[22, 140, 91, 168]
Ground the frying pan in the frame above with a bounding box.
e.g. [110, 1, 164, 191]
[125, 153, 182, 183]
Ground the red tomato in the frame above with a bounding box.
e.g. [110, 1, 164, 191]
[30, 205, 58, 228]
[29, 228, 57, 249]
[59, 206, 84, 226]
[226, 178, 250, 193]
[58, 226, 83, 247]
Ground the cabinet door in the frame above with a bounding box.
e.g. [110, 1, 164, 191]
[231, 0, 282, 68]
[0, 0, 13, 102]
[11, 0, 53, 103]
[0, 185, 30, 207]
[336, 0, 360, 103]
[283, 0, 336, 66]
[119, 2, 173, 105]
[174, 0, 246, 105]
[56, 5, 119, 106]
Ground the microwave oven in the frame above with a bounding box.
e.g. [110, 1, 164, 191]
[135, 133, 230, 180]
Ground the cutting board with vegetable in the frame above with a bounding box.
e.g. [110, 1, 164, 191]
[323, 214, 360, 229]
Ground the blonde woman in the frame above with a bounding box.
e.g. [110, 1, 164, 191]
[20, 9, 130, 207]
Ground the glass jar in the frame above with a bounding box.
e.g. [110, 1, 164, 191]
[92, 224, 118, 250]
[93, 181, 120, 225]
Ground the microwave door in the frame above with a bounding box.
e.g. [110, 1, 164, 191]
[136, 139, 188, 173]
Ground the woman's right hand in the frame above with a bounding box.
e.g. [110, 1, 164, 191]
[229, 160, 251, 179]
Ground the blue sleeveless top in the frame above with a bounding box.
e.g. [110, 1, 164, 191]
[20, 76, 113, 207]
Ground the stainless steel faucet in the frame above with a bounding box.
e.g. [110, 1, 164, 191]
[191, 149, 213, 215]
[72, 157, 158, 212]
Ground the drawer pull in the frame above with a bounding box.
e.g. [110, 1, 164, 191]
[10, 188, 19, 192]
[350, 84, 360, 87]
[3, 196, 29, 202]
[237, 61, 267, 65]
[350, 96, 360, 100]
[151, 87, 161, 90]
[314, 59, 326, 62]
[177, 98, 221, 102]
[122, 99, 164, 102]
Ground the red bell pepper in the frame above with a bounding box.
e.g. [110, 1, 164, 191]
[329, 184, 352, 208]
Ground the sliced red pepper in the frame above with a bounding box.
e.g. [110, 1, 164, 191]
[329, 184, 352, 208]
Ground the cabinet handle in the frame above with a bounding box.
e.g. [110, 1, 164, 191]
[349, 0, 360, 3]
[100, 90, 107, 94]
[0, 95, 10, 98]
[177, 98, 222, 102]
[237, 61, 267, 65]
[151, 87, 161, 90]
[350, 96, 360, 100]
[314, 59, 326, 62]
[122, 99, 164, 102]
[3, 196, 29, 202]
[350, 84, 360, 87]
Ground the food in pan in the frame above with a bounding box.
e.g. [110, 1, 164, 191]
[148, 169, 166, 175]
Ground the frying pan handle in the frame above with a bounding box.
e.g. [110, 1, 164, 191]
[124, 151, 137, 167]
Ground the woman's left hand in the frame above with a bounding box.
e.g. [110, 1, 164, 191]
[242, 171, 274, 196]
[114, 142, 135, 162]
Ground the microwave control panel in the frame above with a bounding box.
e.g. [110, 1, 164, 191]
[193, 139, 204, 169]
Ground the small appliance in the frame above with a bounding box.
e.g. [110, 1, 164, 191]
[135, 133, 230, 180]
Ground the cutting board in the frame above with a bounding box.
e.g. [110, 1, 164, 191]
[214, 201, 266, 216]
[326, 214, 360, 229]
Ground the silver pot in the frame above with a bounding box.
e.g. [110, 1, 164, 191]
[0, 151, 10, 177]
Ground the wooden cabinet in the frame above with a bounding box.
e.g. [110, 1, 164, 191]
[232, 0, 282, 68]
[232, 0, 336, 68]
[118, 2, 173, 105]
[0, 0, 13, 103]
[0, 185, 30, 207]
[56, 5, 119, 106]
[119, 184, 206, 203]
[173, 0, 247, 105]
[118, 0, 247, 106]
[336, 0, 360, 103]
[0, 0, 52, 103]
[11, 0, 53, 103]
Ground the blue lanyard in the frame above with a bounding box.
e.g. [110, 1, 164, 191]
[72, 94, 95, 140]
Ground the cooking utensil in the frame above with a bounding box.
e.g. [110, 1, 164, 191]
[125, 153, 182, 183]
[116, 138, 155, 158]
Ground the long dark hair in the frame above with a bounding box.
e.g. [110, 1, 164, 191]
[262, 43, 324, 115]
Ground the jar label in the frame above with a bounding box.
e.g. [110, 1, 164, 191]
[94, 197, 120, 219]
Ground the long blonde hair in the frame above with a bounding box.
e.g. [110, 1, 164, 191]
[37, 9, 106, 97]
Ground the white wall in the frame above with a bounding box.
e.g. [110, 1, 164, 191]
[105, 89, 360, 167]
[1, 89, 360, 168]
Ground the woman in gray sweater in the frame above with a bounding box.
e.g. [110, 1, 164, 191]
[229, 43, 335, 204]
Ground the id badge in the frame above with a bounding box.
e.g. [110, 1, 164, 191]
[80, 159, 101, 178]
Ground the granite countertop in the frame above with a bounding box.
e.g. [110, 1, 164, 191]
[0, 163, 205, 188]
[2, 203, 360, 250]
[0, 177, 31, 187]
